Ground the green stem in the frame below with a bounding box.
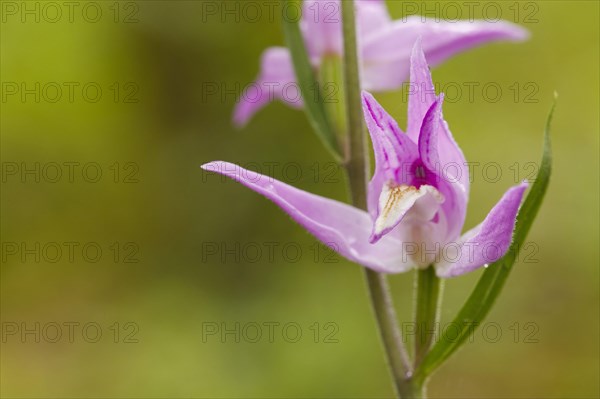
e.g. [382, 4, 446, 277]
[363, 271, 413, 397]
[413, 266, 444, 368]
[398, 380, 425, 399]
[340, 0, 368, 200]
[340, 1, 413, 397]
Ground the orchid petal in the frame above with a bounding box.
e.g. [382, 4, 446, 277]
[436, 182, 528, 278]
[363, 92, 447, 244]
[361, 17, 528, 92]
[406, 38, 437, 140]
[437, 118, 470, 197]
[356, 0, 392, 38]
[416, 18, 529, 66]
[301, 0, 343, 59]
[409, 39, 471, 196]
[399, 210, 449, 268]
[301, 0, 391, 61]
[233, 47, 302, 127]
[417, 95, 468, 242]
[370, 183, 444, 244]
[418, 96, 443, 172]
[362, 91, 420, 218]
[201, 161, 415, 273]
[360, 59, 411, 93]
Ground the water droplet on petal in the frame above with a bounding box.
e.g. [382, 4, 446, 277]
[483, 264, 489, 268]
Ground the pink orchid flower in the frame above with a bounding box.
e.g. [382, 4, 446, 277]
[233, 0, 529, 127]
[206, 41, 527, 277]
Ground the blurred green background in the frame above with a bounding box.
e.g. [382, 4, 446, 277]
[1, 0, 598, 398]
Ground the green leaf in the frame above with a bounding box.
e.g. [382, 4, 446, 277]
[415, 100, 556, 380]
[281, 0, 342, 162]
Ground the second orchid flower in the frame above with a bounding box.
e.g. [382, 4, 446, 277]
[233, 0, 529, 127]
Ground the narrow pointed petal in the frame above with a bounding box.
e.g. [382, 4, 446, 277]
[417, 18, 529, 66]
[362, 91, 419, 218]
[418, 96, 443, 172]
[233, 47, 302, 127]
[407, 38, 436, 140]
[409, 40, 470, 195]
[202, 161, 415, 273]
[361, 17, 528, 92]
[417, 95, 468, 242]
[436, 182, 528, 278]
[436, 114, 470, 196]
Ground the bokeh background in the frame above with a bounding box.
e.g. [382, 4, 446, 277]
[1, 0, 598, 398]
